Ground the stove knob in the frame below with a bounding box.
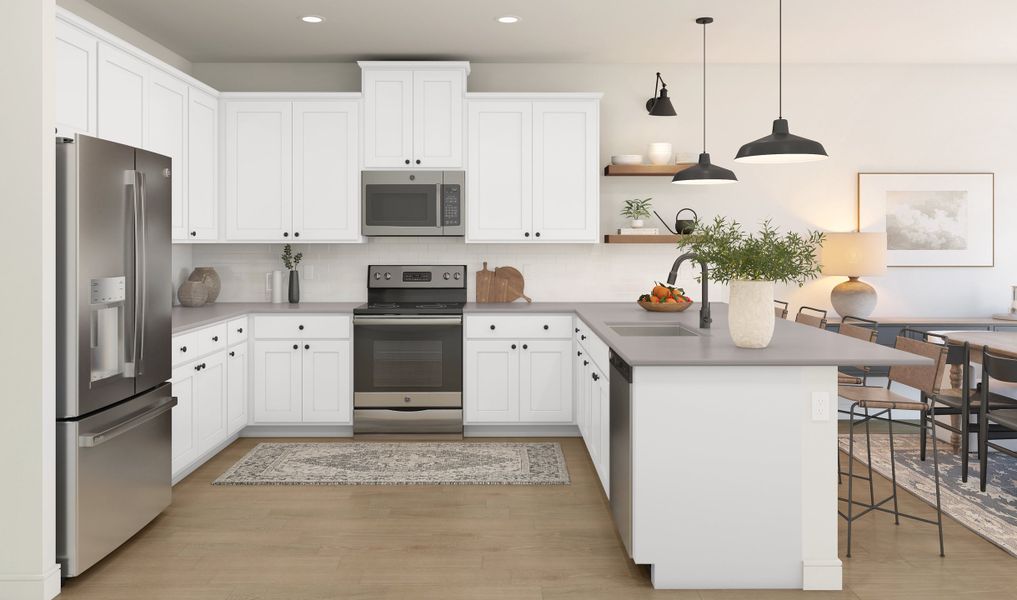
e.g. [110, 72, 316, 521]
[384, 272, 392, 280]
[443, 272, 451, 280]
[453, 272, 462, 280]
[373, 272, 381, 280]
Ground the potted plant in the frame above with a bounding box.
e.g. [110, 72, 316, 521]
[677, 217, 824, 348]
[281, 244, 303, 304]
[621, 198, 653, 229]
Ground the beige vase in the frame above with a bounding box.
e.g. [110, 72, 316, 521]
[188, 267, 221, 303]
[727, 280, 775, 349]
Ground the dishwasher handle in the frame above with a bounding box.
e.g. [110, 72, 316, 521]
[78, 397, 177, 448]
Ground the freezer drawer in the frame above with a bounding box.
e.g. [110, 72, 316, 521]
[57, 383, 176, 577]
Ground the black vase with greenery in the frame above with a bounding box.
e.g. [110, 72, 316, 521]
[281, 244, 303, 304]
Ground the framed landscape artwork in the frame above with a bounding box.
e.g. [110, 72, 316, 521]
[857, 172, 995, 267]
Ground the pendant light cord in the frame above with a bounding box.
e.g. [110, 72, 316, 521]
[702, 19, 707, 153]
[778, 0, 783, 118]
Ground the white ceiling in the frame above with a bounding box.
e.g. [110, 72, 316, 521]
[84, 0, 1017, 64]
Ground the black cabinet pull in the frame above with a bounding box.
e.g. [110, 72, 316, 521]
[229, 351, 235, 357]
[283, 231, 289, 237]
[584, 360, 589, 366]
[292, 344, 298, 350]
[415, 159, 421, 165]
[581, 335, 586, 340]
[575, 328, 579, 333]
[522, 344, 528, 350]
[577, 351, 582, 357]
[304, 344, 310, 350]
[298, 325, 305, 330]
[535, 232, 541, 238]
[194, 364, 201, 371]
[190, 231, 196, 237]
[524, 232, 530, 238]
[294, 232, 300, 238]
[212, 335, 218, 342]
[237, 328, 243, 333]
[180, 346, 187, 352]
[490, 324, 496, 330]
[511, 344, 517, 350]
[543, 324, 549, 330]
[592, 372, 599, 381]
[404, 159, 411, 165]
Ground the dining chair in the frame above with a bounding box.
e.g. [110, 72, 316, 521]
[774, 300, 789, 320]
[838, 328, 949, 557]
[795, 306, 828, 329]
[837, 316, 878, 386]
[978, 348, 1017, 492]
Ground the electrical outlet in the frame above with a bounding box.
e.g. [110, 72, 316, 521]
[811, 392, 830, 421]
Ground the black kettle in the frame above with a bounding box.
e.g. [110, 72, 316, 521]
[655, 208, 698, 235]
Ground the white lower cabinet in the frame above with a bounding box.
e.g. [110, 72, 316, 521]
[170, 363, 198, 477]
[301, 340, 352, 423]
[575, 324, 610, 496]
[194, 352, 228, 455]
[253, 340, 303, 423]
[226, 343, 248, 434]
[464, 340, 520, 423]
[519, 340, 573, 423]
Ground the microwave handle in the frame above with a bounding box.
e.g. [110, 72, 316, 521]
[436, 183, 443, 229]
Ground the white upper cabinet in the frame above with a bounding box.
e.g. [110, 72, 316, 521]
[466, 101, 532, 242]
[292, 101, 360, 241]
[532, 101, 599, 241]
[466, 95, 601, 243]
[145, 69, 188, 239]
[186, 87, 219, 240]
[360, 62, 468, 169]
[224, 101, 293, 241]
[96, 42, 147, 148]
[55, 20, 97, 138]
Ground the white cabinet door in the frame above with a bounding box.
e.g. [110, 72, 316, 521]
[466, 102, 532, 242]
[224, 101, 293, 240]
[96, 42, 146, 147]
[519, 340, 573, 423]
[592, 366, 610, 496]
[170, 365, 197, 478]
[194, 351, 228, 455]
[292, 101, 360, 241]
[301, 340, 352, 423]
[145, 70, 188, 240]
[532, 101, 599, 242]
[226, 343, 248, 434]
[574, 346, 587, 437]
[186, 87, 218, 241]
[55, 21, 97, 138]
[363, 69, 413, 168]
[587, 364, 603, 471]
[253, 340, 302, 422]
[412, 70, 463, 168]
[465, 340, 520, 423]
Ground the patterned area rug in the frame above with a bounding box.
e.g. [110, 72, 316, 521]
[839, 434, 1017, 556]
[213, 442, 570, 486]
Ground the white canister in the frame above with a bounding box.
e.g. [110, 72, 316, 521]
[648, 142, 673, 166]
[272, 270, 285, 303]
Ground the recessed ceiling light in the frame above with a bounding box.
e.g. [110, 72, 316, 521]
[300, 15, 325, 24]
[496, 15, 520, 24]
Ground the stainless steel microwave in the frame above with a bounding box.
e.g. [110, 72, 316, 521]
[362, 171, 465, 236]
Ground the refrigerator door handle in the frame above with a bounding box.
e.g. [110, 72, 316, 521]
[78, 396, 177, 448]
[135, 170, 147, 375]
[123, 170, 139, 378]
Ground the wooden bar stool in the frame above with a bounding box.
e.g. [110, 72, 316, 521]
[774, 300, 789, 320]
[795, 305, 828, 329]
[837, 316, 878, 386]
[838, 328, 949, 557]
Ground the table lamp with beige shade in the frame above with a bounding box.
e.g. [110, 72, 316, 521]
[822, 232, 887, 318]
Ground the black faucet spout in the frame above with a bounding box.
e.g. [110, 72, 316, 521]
[667, 252, 712, 329]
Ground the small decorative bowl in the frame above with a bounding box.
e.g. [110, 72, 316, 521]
[611, 154, 644, 165]
[638, 300, 693, 313]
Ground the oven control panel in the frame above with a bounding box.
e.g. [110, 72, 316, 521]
[368, 265, 467, 289]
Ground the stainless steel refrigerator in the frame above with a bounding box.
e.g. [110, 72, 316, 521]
[56, 134, 176, 577]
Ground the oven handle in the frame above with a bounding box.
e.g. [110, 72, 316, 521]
[353, 316, 462, 326]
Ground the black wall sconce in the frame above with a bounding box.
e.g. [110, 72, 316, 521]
[646, 72, 676, 116]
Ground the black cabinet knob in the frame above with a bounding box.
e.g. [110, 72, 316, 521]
[577, 351, 582, 357]
[581, 335, 586, 340]
[511, 344, 517, 350]
[194, 364, 200, 371]
[180, 346, 187, 352]
[212, 336, 218, 342]
[229, 351, 235, 357]
[298, 325, 304, 330]
[404, 159, 410, 165]
[524, 232, 530, 238]
[237, 328, 243, 333]
[592, 372, 599, 381]
[190, 231, 196, 237]
[304, 344, 310, 350]
[543, 324, 549, 330]
[293, 344, 298, 350]
[584, 360, 589, 366]
[415, 159, 421, 165]
[575, 328, 579, 333]
[522, 344, 528, 350]
[294, 232, 300, 238]
[490, 324, 496, 330]
[535, 232, 541, 238]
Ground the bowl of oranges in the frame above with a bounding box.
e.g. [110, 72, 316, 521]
[638, 283, 693, 312]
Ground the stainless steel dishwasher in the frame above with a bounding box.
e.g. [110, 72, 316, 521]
[609, 350, 633, 557]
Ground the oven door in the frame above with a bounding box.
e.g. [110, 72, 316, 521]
[353, 315, 463, 406]
[362, 171, 442, 236]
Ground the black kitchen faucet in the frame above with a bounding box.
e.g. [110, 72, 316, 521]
[667, 253, 711, 329]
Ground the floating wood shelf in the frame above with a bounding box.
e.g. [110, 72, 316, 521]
[603, 234, 684, 244]
[603, 163, 694, 176]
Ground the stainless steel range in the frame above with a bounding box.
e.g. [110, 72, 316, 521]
[353, 265, 466, 434]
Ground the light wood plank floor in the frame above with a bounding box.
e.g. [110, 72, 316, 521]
[58, 436, 1017, 600]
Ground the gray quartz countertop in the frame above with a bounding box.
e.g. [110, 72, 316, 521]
[466, 302, 930, 368]
[171, 302, 361, 334]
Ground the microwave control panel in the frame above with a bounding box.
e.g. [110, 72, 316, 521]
[441, 184, 461, 227]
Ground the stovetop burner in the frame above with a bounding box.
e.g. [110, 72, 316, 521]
[356, 265, 467, 316]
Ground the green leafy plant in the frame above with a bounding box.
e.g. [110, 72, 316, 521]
[281, 244, 303, 271]
[676, 216, 825, 286]
[620, 198, 653, 220]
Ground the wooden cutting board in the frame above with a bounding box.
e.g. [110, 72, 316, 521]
[493, 266, 532, 304]
[476, 263, 532, 303]
[475, 262, 496, 303]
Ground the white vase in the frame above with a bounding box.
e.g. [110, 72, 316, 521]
[648, 142, 673, 165]
[630, 219, 644, 228]
[727, 280, 775, 349]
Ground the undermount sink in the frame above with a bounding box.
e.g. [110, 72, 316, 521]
[607, 323, 700, 337]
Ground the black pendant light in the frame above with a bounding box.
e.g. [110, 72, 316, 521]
[673, 17, 737, 185]
[646, 72, 677, 116]
[735, 0, 827, 163]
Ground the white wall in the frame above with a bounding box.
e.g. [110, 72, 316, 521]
[186, 61, 1014, 316]
[0, 0, 60, 598]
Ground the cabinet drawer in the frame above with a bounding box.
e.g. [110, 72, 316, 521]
[172, 331, 200, 366]
[253, 315, 351, 340]
[197, 323, 228, 356]
[227, 317, 248, 345]
[576, 318, 609, 373]
[465, 315, 573, 339]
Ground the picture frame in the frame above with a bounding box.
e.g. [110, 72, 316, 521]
[857, 172, 995, 267]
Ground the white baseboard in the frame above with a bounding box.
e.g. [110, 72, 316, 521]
[0, 564, 61, 599]
[172, 432, 241, 485]
[802, 559, 843, 590]
[239, 425, 354, 438]
[465, 424, 580, 437]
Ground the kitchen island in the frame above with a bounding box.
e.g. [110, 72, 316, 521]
[468, 302, 928, 591]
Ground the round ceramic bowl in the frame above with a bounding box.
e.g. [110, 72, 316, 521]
[611, 154, 643, 165]
[638, 300, 693, 312]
